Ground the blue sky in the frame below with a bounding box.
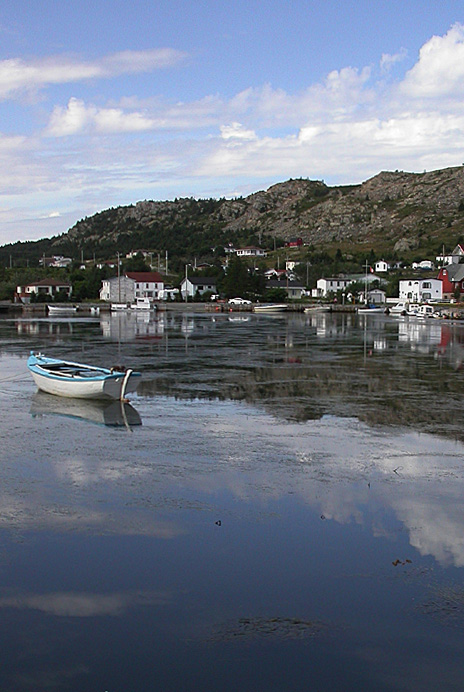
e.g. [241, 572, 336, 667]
[1, 0, 464, 245]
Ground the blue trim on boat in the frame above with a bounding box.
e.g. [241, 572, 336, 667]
[27, 352, 141, 383]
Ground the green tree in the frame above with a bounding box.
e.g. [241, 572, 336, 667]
[222, 256, 250, 298]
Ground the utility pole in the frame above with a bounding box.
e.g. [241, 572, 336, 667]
[117, 252, 121, 302]
[184, 264, 189, 302]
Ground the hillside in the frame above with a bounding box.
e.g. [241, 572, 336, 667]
[3, 166, 464, 267]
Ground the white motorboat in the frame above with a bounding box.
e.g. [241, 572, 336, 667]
[130, 297, 155, 310]
[389, 301, 409, 316]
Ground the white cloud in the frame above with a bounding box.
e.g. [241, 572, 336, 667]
[0, 48, 187, 101]
[380, 48, 408, 74]
[400, 22, 464, 97]
[4, 24, 464, 244]
[47, 97, 158, 136]
[220, 122, 257, 140]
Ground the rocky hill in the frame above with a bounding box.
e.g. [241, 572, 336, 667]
[5, 166, 464, 264]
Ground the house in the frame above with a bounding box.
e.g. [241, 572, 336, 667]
[375, 260, 389, 273]
[266, 279, 306, 300]
[100, 271, 164, 303]
[126, 249, 152, 260]
[312, 273, 385, 299]
[15, 278, 72, 303]
[236, 247, 267, 258]
[312, 277, 354, 298]
[180, 276, 218, 300]
[264, 269, 287, 280]
[96, 259, 120, 269]
[284, 238, 303, 248]
[412, 260, 434, 270]
[436, 244, 464, 266]
[437, 264, 464, 300]
[366, 289, 386, 305]
[399, 278, 443, 303]
[39, 255, 73, 268]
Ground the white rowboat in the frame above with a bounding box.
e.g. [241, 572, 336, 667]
[47, 305, 78, 315]
[27, 352, 141, 400]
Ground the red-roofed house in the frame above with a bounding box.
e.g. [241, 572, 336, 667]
[100, 271, 164, 303]
[15, 278, 72, 303]
[437, 264, 464, 300]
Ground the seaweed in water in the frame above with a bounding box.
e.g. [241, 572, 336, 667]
[419, 585, 464, 627]
[210, 616, 328, 642]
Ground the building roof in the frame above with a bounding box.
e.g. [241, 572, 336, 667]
[125, 271, 164, 282]
[186, 277, 217, 285]
[266, 279, 305, 289]
[442, 264, 464, 281]
[27, 278, 71, 287]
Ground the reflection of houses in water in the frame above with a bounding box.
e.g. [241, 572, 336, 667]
[436, 323, 464, 369]
[307, 313, 355, 338]
[181, 315, 195, 336]
[16, 319, 73, 337]
[397, 319, 442, 350]
[100, 312, 166, 342]
[373, 335, 388, 351]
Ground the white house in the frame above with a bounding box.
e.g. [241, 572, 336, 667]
[180, 276, 217, 300]
[312, 273, 385, 299]
[15, 278, 72, 303]
[236, 247, 267, 258]
[412, 260, 434, 270]
[312, 277, 354, 298]
[100, 271, 164, 303]
[366, 289, 386, 305]
[39, 255, 73, 268]
[399, 278, 442, 303]
[375, 260, 389, 273]
[436, 244, 464, 266]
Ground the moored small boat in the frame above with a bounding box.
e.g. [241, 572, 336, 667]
[47, 304, 78, 315]
[130, 297, 156, 310]
[253, 304, 288, 313]
[27, 351, 141, 400]
[357, 306, 384, 314]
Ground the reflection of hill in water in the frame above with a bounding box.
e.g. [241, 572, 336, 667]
[138, 345, 464, 441]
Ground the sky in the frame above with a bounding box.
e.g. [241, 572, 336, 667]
[1, 0, 464, 246]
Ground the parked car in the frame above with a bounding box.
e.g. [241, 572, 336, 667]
[228, 297, 252, 305]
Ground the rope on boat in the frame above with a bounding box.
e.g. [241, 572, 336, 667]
[120, 368, 133, 401]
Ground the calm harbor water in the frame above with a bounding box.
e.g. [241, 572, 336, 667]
[1, 309, 464, 691]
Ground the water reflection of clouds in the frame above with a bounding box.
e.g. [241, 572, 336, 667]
[10, 399, 464, 566]
[202, 412, 464, 567]
[0, 590, 172, 617]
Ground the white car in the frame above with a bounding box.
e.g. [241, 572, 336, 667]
[228, 297, 252, 305]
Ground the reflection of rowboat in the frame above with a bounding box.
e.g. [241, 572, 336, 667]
[27, 351, 141, 400]
[30, 392, 142, 427]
